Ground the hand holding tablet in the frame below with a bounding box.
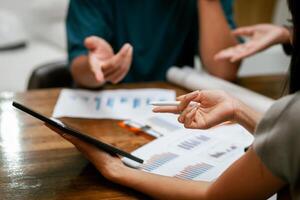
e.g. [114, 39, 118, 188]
[12, 102, 143, 168]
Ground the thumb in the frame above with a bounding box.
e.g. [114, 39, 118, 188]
[214, 47, 235, 61]
[84, 36, 100, 51]
[88, 54, 105, 82]
[232, 27, 255, 37]
[84, 36, 113, 54]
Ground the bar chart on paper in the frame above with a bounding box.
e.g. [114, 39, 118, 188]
[53, 89, 176, 119]
[129, 125, 251, 181]
[142, 152, 179, 172]
[177, 135, 210, 150]
[175, 163, 213, 180]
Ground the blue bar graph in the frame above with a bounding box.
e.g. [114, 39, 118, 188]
[133, 98, 141, 109]
[177, 135, 210, 150]
[94, 97, 101, 111]
[120, 97, 128, 103]
[146, 98, 152, 105]
[142, 152, 179, 172]
[175, 163, 213, 180]
[106, 98, 114, 108]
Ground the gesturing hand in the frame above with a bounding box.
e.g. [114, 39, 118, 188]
[153, 90, 239, 129]
[214, 24, 291, 63]
[85, 36, 133, 84]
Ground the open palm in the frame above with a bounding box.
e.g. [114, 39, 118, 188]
[85, 36, 133, 84]
[215, 24, 290, 62]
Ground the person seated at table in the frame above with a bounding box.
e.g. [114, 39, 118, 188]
[67, 0, 240, 88]
[47, 0, 300, 198]
[214, 23, 292, 62]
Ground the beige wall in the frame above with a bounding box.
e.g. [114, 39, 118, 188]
[234, 0, 290, 26]
[234, 0, 277, 26]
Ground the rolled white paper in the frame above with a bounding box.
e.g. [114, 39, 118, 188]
[167, 67, 274, 113]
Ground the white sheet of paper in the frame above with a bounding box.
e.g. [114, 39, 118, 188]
[130, 113, 184, 137]
[52, 89, 176, 120]
[123, 124, 253, 181]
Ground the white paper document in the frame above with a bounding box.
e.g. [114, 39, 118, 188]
[123, 124, 253, 181]
[53, 89, 176, 120]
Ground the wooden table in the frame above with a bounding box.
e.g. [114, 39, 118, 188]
[0, 77, 285, 200]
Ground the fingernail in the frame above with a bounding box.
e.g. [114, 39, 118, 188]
[189, 91, 198, 98]
[124, 43, 132, 51]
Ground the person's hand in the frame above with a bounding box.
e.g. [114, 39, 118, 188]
[214, 24, 291, 63]
[153, 90, 239, 129]
[45, 124, 127, 181]
[85, 36, 133, 84]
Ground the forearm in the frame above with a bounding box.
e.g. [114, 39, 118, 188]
[71, 55, 104, 88]
[111, 167, 210, 200]
[234, 100, 263, 133]
[198, 0, 240, 81]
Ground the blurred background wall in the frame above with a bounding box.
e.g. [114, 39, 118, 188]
[0, 0, 292, 92]
[233, 0, 291, 77]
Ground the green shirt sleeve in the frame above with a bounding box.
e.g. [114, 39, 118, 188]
[66, 0, 113, 64]
[253, 92, 300, 195]
[221, 0, 236, 29]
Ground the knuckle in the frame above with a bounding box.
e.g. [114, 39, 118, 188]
[178, 117, 183, 123]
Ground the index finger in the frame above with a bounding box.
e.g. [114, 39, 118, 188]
[102, 43, 132, 73]
[152, 106, 180, 114]
[177, 91, 200, 111]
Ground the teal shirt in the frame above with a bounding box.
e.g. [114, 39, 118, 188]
[67, 0, 235, 82]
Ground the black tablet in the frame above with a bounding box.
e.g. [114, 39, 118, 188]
[12, 101, 143, 164]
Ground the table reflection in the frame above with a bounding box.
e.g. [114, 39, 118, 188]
[0, 94, 24, 179]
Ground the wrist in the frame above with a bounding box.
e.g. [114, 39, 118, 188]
[232, 99, 244, 124]
[100, 161, 132, 183]
[233, 100, 261, 133]
[279, 26, 291, 44]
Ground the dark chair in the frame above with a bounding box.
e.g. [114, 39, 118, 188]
[27, 61, 73, 90]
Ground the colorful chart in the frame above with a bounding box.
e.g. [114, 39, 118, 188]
[142, 152, 179, 172]
[53, 89, 176, 120]
[175, 163, 213, 180]
[177, 135, 210, 150]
